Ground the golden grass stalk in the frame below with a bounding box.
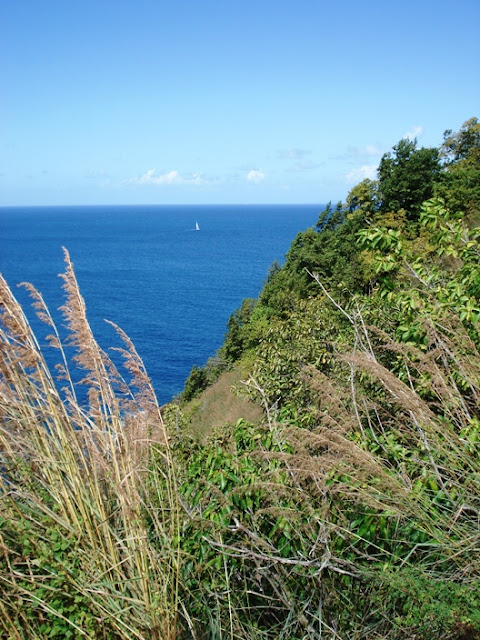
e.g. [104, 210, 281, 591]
[0, 250, 180, 639]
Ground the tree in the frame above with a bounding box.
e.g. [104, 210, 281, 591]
[436, 117, 480, 218]
[378, 138, 441, 219]
[315, 201, 344, 231]
[345, 178, 379, 220]
[223, 298, 257, 362]
[441, 117, 480, 165]
[182, 364, 208, 401]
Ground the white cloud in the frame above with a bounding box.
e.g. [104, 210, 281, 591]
[137, 169, 181, 185]
[128, 169, 206, 186]
[403, 125, 423, 141]
[246, 169, 265, 184]
[346, 164, 378, 183]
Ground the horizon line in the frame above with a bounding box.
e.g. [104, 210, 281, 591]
[0, 201, 326, 209]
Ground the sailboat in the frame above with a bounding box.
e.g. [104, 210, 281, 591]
[195, 221, 200, 231]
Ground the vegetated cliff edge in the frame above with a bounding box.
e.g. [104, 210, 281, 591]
[168, 117, 480, 639]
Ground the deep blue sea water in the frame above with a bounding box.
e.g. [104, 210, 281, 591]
[0, 204, 320, 404]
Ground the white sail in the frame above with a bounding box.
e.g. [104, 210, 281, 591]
[195, 221, 200, 231]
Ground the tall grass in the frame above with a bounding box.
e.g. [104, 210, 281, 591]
[0, 249, 180, 639]
[174, 297, 480, 638]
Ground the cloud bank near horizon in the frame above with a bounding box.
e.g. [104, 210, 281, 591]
[128, 169, 206, 186]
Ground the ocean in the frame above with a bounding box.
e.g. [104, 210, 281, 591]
[0, 204, 321, 404]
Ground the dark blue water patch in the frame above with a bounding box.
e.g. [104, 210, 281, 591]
[0, 204, 322, 403]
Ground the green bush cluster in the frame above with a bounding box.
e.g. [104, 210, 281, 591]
[0, 517, 116, 639]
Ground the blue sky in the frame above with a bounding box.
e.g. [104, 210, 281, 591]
[1, 0, 479, 206]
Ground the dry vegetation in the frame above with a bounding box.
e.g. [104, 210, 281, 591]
[0, 250, 180, 640]
[180, 370, 264, 441]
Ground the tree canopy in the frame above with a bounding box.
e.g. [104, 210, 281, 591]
[378, 137, 441, 218]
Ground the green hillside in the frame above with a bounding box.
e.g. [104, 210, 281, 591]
[172, 117, 480, 638]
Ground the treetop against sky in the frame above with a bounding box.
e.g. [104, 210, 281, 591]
[1, 0, 479, 206]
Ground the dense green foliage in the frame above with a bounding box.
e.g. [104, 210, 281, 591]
[378, 137, 441, 218]
[2, 117, 480, 639]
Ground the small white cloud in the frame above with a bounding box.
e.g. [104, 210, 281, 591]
[128, 169, 206, 186]
[346, 164, 378, 183]
[246, 169, 265, 184]
[138, 169, 181, 185]
[403, 125, 423, 141]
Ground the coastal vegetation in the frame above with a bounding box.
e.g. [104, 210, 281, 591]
[1, 117, 480, 638]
